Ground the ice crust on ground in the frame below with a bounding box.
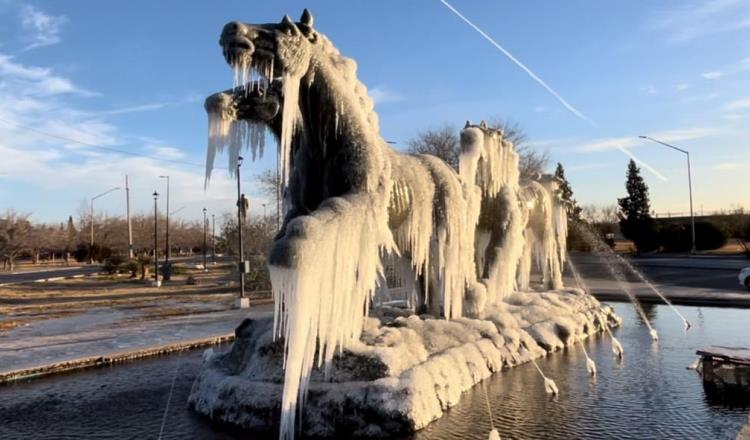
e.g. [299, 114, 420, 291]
[189, 289, 620, 438]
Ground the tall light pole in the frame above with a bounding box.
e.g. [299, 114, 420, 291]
[211, 213, 216, 263]
[159, 175, 170, 263]
[153, 191, 161, 287]
[125, 176, 133, 259]
[262, 203, 267, 218]
[202, 208, 208, 272]
[638, 135, 697, 253]
[236, 156, 248, 308]
[90, 187, 120, 264]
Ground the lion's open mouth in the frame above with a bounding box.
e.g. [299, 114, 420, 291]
[222, 36, 277, 93]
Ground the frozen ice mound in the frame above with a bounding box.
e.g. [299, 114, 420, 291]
[189, 289, 620, 438]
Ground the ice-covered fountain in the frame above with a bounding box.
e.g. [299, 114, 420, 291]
[189, 10, 621, 439]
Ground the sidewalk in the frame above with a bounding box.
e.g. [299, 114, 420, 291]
[0, 302, 272, 383]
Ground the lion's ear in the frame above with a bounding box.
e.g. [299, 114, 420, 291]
[280, 15, 301, 36]
[300, 9, 313, 27]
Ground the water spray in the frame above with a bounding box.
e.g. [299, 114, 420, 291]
[481, 381, 501, 440]
[567, 256, 624, 360]
[531, 359, 559, 395]
[570, 226, 660, 342]
[614, 254, 692, 332]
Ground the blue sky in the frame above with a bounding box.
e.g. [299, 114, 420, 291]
[0, 0, 748, 223]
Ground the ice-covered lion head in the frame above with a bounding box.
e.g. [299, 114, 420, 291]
[220, 9, 317, 86]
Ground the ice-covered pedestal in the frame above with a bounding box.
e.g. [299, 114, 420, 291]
[189, 289, 620, 437]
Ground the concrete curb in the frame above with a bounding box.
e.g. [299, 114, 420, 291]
[631, 263, 744, 272]
[0, 333, 235, 384]
[594, 293, 750, 309]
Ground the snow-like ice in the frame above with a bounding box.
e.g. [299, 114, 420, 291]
[200, 11, 594, 439]
[189, 289, 621, 437]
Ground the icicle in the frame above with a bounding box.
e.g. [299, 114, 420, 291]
[531, 359, 558, 396]
[612, 337, 624, 359]
[650, 328, 659, 342]
[586, 357, 597, 376]
[205, 104, 268, 185]
[279, 72, 302, 190]
[581, 344, 596, 376]
[544, 377, 559, 395]
[271, 193, 396, 440]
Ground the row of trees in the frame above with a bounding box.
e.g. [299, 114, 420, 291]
[556, 159, 749, 254]
[0, 210, 210, 271]
[616, 160, 750, 253]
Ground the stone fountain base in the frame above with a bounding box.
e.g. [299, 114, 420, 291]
[188, 289, 620, 438]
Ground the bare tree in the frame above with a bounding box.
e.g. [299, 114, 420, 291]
[0, 210, 32, 271]
[256, 168, 282, 224]
[406, 120, 548, 179]
[406, 125, 461, 169]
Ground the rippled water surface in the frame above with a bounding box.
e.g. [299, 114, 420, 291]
[1, 303, 749, 439]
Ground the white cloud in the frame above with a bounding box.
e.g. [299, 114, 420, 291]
[0, 52, 255, 222]
[577, 136, 638, 153]
[369, 86, 403, 104]
[566, 162, 612, 172]
[713, 161, 750, 170]
[674, 83, 691, 91]
[640, 85, 657, 95]
[722, 97, 750, 111]
[721, 113, 749, 120]
[154, 146, 186, 160]
[20, 5, 67, 50]
[651, 0, 750, 42]
[576, 127, 717, 153]
[701, 71, 723, 80]
[0, 54, 94, 96]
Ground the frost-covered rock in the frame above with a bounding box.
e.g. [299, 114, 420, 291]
[189, 289, 620, 437]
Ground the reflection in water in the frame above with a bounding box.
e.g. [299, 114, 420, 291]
[640, 302, 658, 322]
[0, 304, 749, 440]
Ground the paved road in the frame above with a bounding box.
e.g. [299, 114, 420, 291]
[0, 266, 102, 285]
[569, 254, 750, 307]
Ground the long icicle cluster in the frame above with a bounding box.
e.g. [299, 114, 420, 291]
[270, 193, 395, 440]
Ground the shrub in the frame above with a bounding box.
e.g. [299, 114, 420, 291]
[103, 255, 126, 274]
[73, 243, 113, 263]
[658, 223, 690, 253]
[695, 221, 728, 250]
[621, 218, 659, 253]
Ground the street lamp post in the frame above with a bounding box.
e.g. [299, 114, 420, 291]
[211, 213, 216, 263]
[89, 187, 120, 264]
[152, 191, 161, 287]
[235, 156, 248, 308]
[202, 208, 208, 272]
[159, 175, 170, 263]
[638, 135, 697, 253]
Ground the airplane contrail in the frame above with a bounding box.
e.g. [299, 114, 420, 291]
[616, 145, 669, 181]
[438, 0, 596, 126]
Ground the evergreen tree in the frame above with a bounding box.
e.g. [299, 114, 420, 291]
[65, 215, 78, 252]
[553, 163, 581, 220]
[617, 160, 658, 253]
